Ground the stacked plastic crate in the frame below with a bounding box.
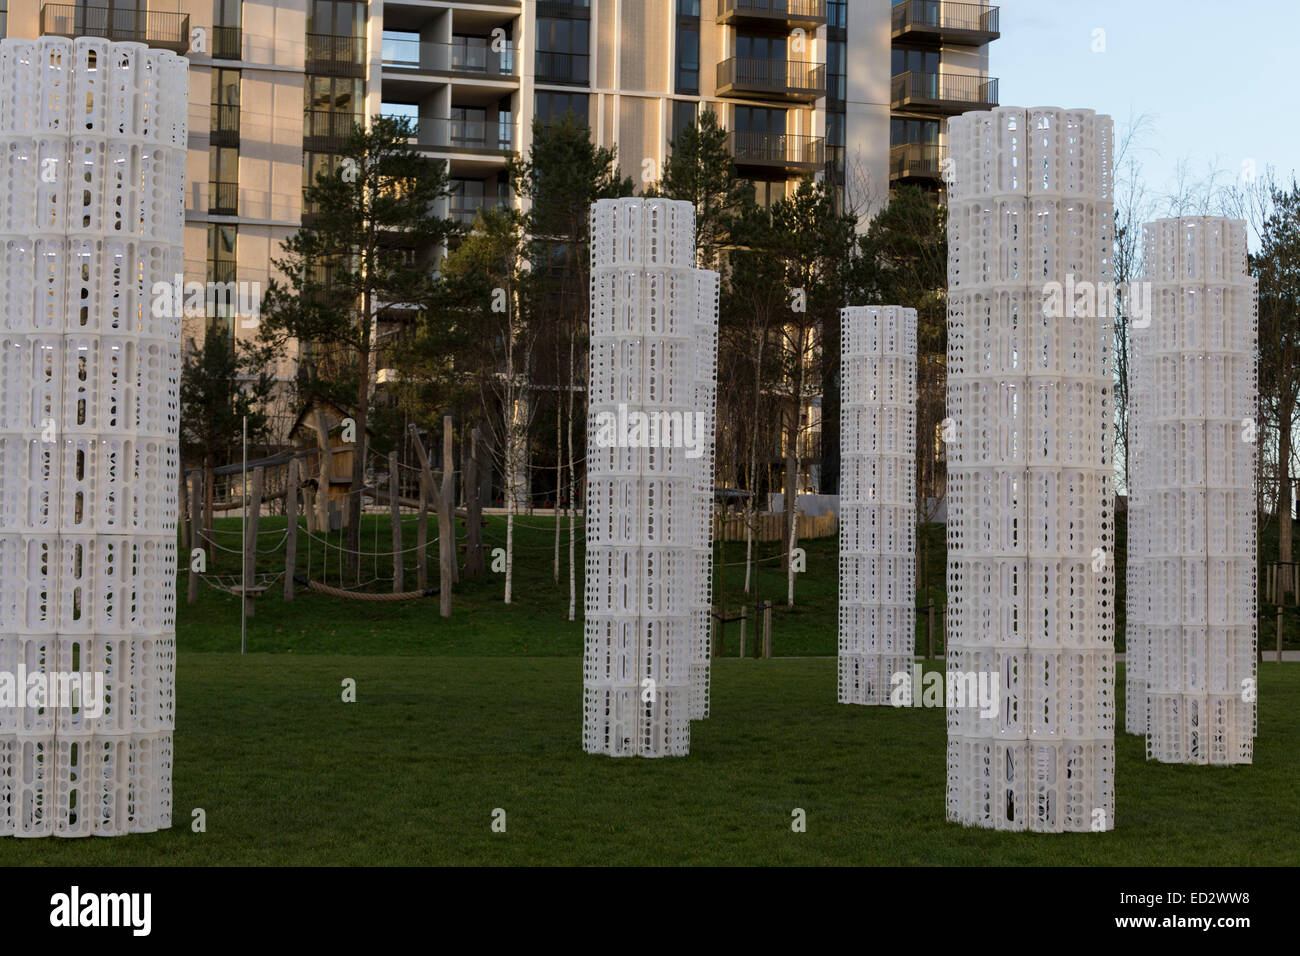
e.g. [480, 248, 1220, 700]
[584, 198, 719, 756]
[838, 306, 917, 705]
[945, 107, 1116, 831]
[0, 37, 186, 836]
[1130, 217, 1257, 764]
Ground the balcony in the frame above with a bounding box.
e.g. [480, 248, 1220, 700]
[727, 130, 824, 171]
[210, 103, 240, 147]
[890, 71, 998, 114]
[306, 33, 366, 77]
[717, 0, 826, 30]
[891, 1, 1000, 45]
[536, 51, 589, 85]
[450, 196, 508, 225]
[212, 25, 242, 60]
[209, 181, 239, 216]
[716, 58, 825, 102]
[385, 116, 515, 153]
[304, 110, 362, 151]
[384, 39, 518, 78]
[40, 3, 190, 53]
[890, 142, 946, 183]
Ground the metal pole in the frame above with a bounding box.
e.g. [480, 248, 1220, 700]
[241, 414, 247, 655]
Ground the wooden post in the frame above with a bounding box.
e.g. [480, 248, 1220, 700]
[303, 483, 317, 534]
[389, 451, 403, 594]
[1277, 605, 1284, 664]
[243, 466, 264, 619]
[465, 424, 485, 577]
[312, 407, 331, 533]
[762, 603, 772, 659]
[409, 425, 433, 591]
[927, 604, 935, 660]
[284, 459, 299, 602]
[739, 606, 747, 658]
[439, 415, 453, 617]
[187, 472, 201, 605]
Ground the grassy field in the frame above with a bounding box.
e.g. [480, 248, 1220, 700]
[2, 513, 1295, 865]
[2, 655, 1295, 866]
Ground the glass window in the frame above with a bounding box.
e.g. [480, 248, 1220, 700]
[309, 0, 364, 37]
[734, 106, 784, 135]
[535, 92, 588, 126]
[670, 100, 696, 145]
[209, 146, 238, 183]
[676, 25, 699, 93]
[211, 68, 239, 106]
[892, 47, 938, 76]
[736, 34, 785, 61]
[215, 0, 241, 28]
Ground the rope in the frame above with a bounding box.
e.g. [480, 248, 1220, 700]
[293, 574, 439, 602]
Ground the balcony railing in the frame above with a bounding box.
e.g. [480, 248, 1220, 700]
[210, 103, 240, 146]
[450, 196, 508, 225]
[384, 39, 518, 78]
[890, 71, 998, 113]
[304, 110, 362, 150]
[717, 57, 825, 101]
[209, 261, 237, 285]
[40, 3, 190, 53]
[717, 0, 826, 29]
[535, 51, 589, 85]
[891, 1, 1000, 44]
[727, 130, 824, 170]
[212, 25, 242, 60]
[383, 115, 516, 152]
[209, 181, 239, 216]
[306, 33, 366, 76]
[890, 142, 946, 182]
[537, 0, 591, 18]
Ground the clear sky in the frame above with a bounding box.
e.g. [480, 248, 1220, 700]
[994, 0, 1299, 214]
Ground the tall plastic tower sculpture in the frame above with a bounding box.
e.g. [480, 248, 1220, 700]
[584, 198, 720, 756]
[945, 107, 1116, 831]
[1127, 217, 1257, 764]
[0, 38, 187, 836]
[839, 306, 917, 705]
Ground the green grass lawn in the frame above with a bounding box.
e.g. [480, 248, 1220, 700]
[2, 655, 1295, 865]
[4, 513, 1295, 865]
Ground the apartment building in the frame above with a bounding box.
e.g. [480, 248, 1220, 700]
[2, 0, 997, 429]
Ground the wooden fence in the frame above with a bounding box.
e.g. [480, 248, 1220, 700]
[713, 510, 837, 542]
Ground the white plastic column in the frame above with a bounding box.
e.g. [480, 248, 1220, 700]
[945, 107, 1116, 831]
[838, 306, 917, 705]
[1128, 217, 1257, 763]
[584, 198, 719, 756]
[0, 38, 187, 836]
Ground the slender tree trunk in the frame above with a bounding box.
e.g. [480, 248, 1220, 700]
[745, 341, 764, 594]
[348, 316, 370, 583]
[554, 382, 562, 584]
[1280, 405, 1294, 598]
[202, 458, 215, 561]
[567, 337, 577, 621]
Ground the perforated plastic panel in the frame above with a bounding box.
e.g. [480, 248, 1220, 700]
[838, 306, 917, 704]
[584, 198, 717, 756]
[945, 107, 1116, 832]
[1126, 217, 1257, 764]
[0, 38, 187, 837]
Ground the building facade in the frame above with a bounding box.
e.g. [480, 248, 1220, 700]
[3, 0, 996, 444]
